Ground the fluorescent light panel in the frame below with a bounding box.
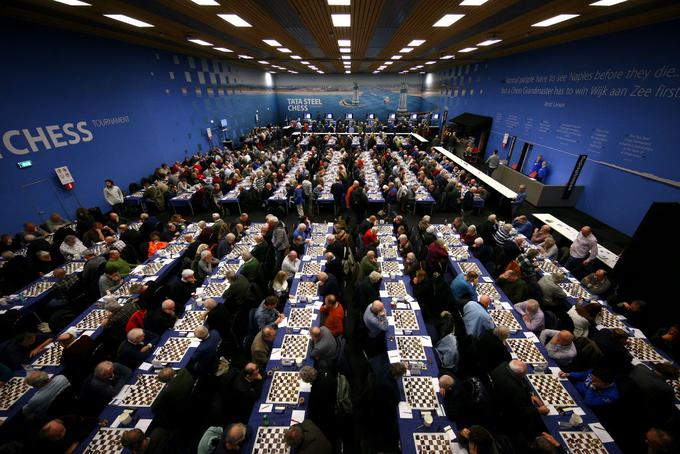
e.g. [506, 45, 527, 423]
[339, 48, 351, 53]
[345, 70, 351, 74]
[425, 60, 435, 65]
[477, 38, 502, 46]
[217, 14, 252, 27]
[291, 55, 302, 60]
[331, 14, 351, 27]
[277, 48, 292, 53]
[440, 55, 455, 59]
[400, 47, 414, 53]
[459, 47, 477, 52]
[532, 14, 579, 27]
[213, 47, 233, 52]
[590, 0, 628, 5]
[238, 54, 253, 59]
[301, 61, 310, 64]
[337, 39, 351, 46]
[391, 55, 402, 60]
[460, 0, 488, 5]
[190, 0, 220, 5]
[433, 14, 465, 27]
[187, 38, 213, 46]
[104, 14, 154, 27]
[53, 0, 91, 5]
[257, 60, 269, 64]
[341, 55, 351, 60]
[262, 39, 282, 46]
[408, 39, 425, 46]
[327, 0, 351, 4]
[384, 61, 394, 65]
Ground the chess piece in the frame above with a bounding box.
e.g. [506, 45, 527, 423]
[423, 412, 433, 427]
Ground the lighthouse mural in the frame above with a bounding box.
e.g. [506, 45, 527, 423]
[397, 81, 408, 113]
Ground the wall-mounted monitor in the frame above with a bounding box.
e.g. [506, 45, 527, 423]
[432, 113, 440, 121]
[410, 113, 418, 120]
[389, 113, 396, 120]
[326, 113, 333, 119]
[368, 113, 375, 119]
[304, 113, 311, 120]
[220, 119, 228, 127]
[345, 113, 353, 119]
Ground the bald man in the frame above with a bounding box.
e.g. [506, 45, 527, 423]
[581, 269, 611, 295]
[540, 329, 577, 367]
[462, 295, 495, 338]
[309, 326, 338, 368]
[565, 226, 598, 273]
[143, 299, 178, 336]
[190, 326, 221, 376]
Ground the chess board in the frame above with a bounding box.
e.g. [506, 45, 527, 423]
[154, 337, 194, 363]
[90, 243, 109, 256]
[240, 235, 257, 245]
[396, 336, 427, 361]
[506, 338, 546, 365]
[436, 224, 453, 235]
[266, 371, 302, 404]
[376, 225, 393, 235]
[62, 261, 85, 275]
[459, 262, 482, 275]
[163, 243, 186, 255]
[0, 377, 31, 411]
[280, 334, 310, 360]
[133, 261, 165, 276]
[83, 427, 129, 454]
[379, 247, 398, 259]
[252, 426, 290, 454]
[21, 281, 55, 298]
[311, 223, 328, 232]
[527, 374, 576, 407]
[110, 281, 137, 297]
[443, 236, 462, 247]
[249, 223, 268, 234]
[597, 309, 627, 329]
[403, 376, 438, 410]
[175, 311, 206, 332]
[538, 260, 561, 275]
[559, 283, 592, 299]
[380, 261, 402, 274]
[385, 281, 408, 298]
[393, 310, 420, 331]
[448, 247, 469, 260]
[32, 344, 64, 367]
[120, 374, 165, 407]
[667, 378, 680, 401]
[310, 234, 327, 245]
[626, 338, 667, 363]
[412, 433, 453, 454]
[231, 244, 251, 256]
[301, 262, 323, 275]
[215, 262, 241, 277]
[559, 432, 607, 454]
[75, 310, 108, 330]
[201, 281, 230, 298]
[305, 246, 326, 257]
[476, 283, 500, 300]
[287, 307, 314, 329]
[489, 309, 522, 332]
[295, 281, 318, 298]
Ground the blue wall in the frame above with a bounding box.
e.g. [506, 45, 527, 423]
[0, 21, 277, 234]
[273, 74, 433, 122]
[423, 21, 680, 236]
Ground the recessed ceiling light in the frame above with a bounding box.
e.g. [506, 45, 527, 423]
[460, 0, 488, 5]
[328, 0, 351, 4]
[590, 0, 627, 5]
[262, 39, 282, 47]
[341, 55, 351, 60]
[415, 65, 424, 69]
[213, 47, 233, 52]
[53, 0, 91, 5]
[301, 61, 310, 64]
[331, 14, 351, 27]
[477, 38, 502, 46]
[440, 55, 455, 59]
[190, 0, 220, 5]
[104, 14, 154, 27]
[338, 39, 351, 46]
[291, 55, 302, 60]
[339, 48, 351, 53]
[187, 38, 213, 46]
[257, 60, 269, 64]
[433, 14, 465, 27]
[532, 14, 579, 27]
[317, 70, 325, 74]
[408, 39, 426, 46]
[409, 67, 417, 70]
[217, 14, 252, 27]
[345, 70, 351, 74]
[425, 60, 436, 65]
[459, 47, 477, 53]
[400, 47, 414, 53]
[238, 54, 253, 59]
[391, 55, 402, 60]
[384, 61, 394, 65]
[277, 48, 292, 53]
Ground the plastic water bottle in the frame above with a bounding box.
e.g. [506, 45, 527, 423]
[263, 414, 270, 427]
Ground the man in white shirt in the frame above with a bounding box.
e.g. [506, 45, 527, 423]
[565, 226, 598, 273]
[103, 179, 125, 213]
[281, 251, 301, 280]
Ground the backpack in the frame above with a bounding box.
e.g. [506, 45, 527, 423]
[336, 373, 353, 415]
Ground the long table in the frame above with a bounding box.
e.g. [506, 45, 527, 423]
[532, 213, 620, 269]
[432, 146, 517, 200]
[433, 224, 622, 453]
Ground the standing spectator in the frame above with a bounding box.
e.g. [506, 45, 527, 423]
[103, 179, 125, 213]
[510, 184, 527, 218]
[319, 294, 344, 337]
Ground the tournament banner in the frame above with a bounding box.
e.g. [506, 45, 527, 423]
[562, 154, 588, 199]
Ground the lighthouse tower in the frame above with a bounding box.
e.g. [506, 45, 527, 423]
[397, 81, 408, 113]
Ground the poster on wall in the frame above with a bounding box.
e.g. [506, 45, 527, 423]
[562, 154, 588, 199]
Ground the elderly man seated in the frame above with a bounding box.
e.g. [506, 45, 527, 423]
[539, 329, 577, 368]
[581, 269, 611, 295]
[513, 299, 545, 333]
[59, 235, 87, 260]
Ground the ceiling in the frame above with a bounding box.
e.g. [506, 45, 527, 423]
[4, 0, 680, 75]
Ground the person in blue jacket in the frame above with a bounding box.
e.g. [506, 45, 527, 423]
[559, 367, 619, 407]
[450, 271, 479, 308]
[529, 154, 544, 175]
[536, 161, 549, 182]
